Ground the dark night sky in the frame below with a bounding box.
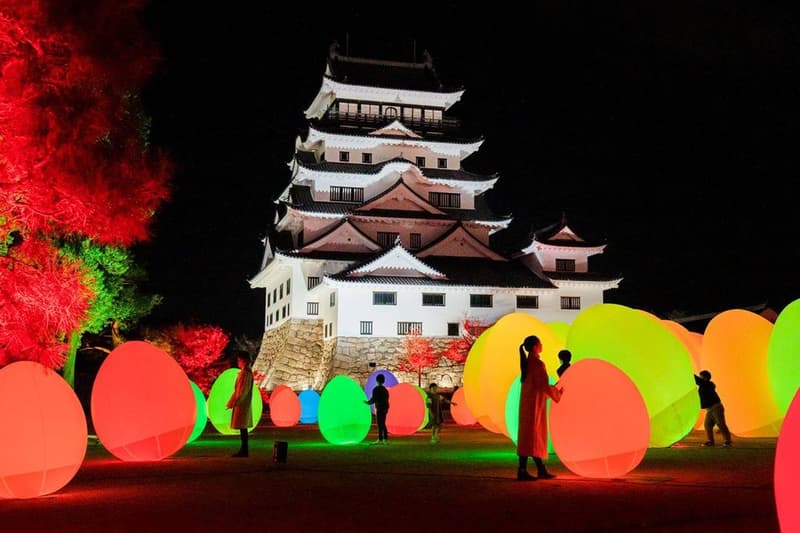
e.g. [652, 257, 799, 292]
[134, 3, 800, 339]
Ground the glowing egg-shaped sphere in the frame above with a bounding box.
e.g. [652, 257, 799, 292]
[462, 330, 501, 433]
[365, 370, 398, 414]
[768, 299, 800, 416]
[504, 376, 555, 454]
[550, 359, 649, 478]
[450, 388, 477, 425]
[187, 381, 208, 443]
[207, 368, 263, 435]
[318, 375, 371, 445]
[298, 389, 321, 424]
[479, 313, 565, 435]
[386, 383, 426, 436]
[91, 341, 195, 461]
[270, 387, 301, 427]
[775, 389, 800, 533]
[703, 310, 782, 437]
[566, 304, 698, 447]
[0, 362, 87, 499]
[547, 321, 571, 344]
[416, 385, 430, 431]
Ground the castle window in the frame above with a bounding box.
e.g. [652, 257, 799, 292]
[269, 315, 273, 325]
[282, 305, 287, 318]
[556, 259, 576, 272]
[377, 232, 399, 247]
[286, 279, 291, 295]
[422, 293, 445, 306]
[447, 323, 460, 336]
[410, 233, 422, 249]
[307, 302, 319, 315]
[307, 276, 321, 290]
[267, 293, 271, 306]
[338, 151, 349, 162]
[470, 294, 493, 308]
[279, 285, 283, 299]
[362, 152, 373, 164]
[428, 192, 460, 208]
[363, 103, 380, 117]
[273, 288, 277, 302]
[373, 292, 396, 305]
[330, 186, 364, 202]
[340, 102, 358, 116]
[416, 156, 426, 167]
[397, 322, 423, 335]
[330, 292, 336, 307]
[437, 158, 447, 169]
[360, 321, 373, 335]
[426, 109, 443, 123]
[561, 296, 581, 310]
[383, 106, 398, 119]
[516, 295, 539, 309]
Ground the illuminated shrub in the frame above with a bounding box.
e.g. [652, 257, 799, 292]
[550, 359, 649, 478]
[270, 387, 301, 427]
[318, 375, 371, 445]
[298, 389, 321, 424]
[386, 383, 426, 436]
[566, 304, 697, 447]
[768, 298, 800, 416]
[775, 389, 800, 533]
[450, 388, 477, 426]
[91, 341, 195, 461]
[703, 310, 782, 437]
[207, 368, 263, 435]
[187, 381, 208, 443]
[0, 362, 87, 498]
[365, 370, 398, 414]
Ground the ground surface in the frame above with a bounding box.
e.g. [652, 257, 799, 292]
[1, 424, 779, 532]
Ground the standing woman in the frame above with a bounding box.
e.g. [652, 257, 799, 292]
[227, 350, 254, 457]
[517, 335, 562, 480]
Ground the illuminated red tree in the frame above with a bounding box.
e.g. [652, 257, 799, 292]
[440, 319, 486, 365]
[0, 0, 171, 371]
[397, 331, 440, 386]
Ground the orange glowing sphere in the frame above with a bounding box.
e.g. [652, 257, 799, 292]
[550, 359, 649, 478]
[775, 389, 800, 533]
[270, 387, 301, 427]
[0, 362, 87, 498]
[661, 321, 704, 430]
[702, 310, 782, 437]
[385, 383, 426, 436]
[450, 388, 477, 426]
[91, 341, 195, 461]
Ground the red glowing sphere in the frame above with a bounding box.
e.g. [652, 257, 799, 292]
[450, 388, 477, 426]
[550, 359, 650, 478]
[385, 383, 426, 436]
[91, 341, 196, 461]
[270, 386, 301, 427]
[0, 361, 87, 498]
[775, 389, 800, 533]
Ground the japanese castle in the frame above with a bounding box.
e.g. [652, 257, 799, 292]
[250, 45, 621, 390]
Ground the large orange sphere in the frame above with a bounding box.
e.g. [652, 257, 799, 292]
[450, 388, 476, 426]
[0, 362, 87, 498]
[91, 341, 195, 461]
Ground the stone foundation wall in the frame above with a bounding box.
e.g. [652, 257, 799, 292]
[254, 319, 465, 391]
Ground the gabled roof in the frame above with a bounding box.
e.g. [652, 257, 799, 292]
[298, 219, 382, 254]
[417, 222, 507, 261]
[355, 178, 445, 215]
[344, 242, 447, 279]
[533, 216, 604, 248]
[369, 120, 422, 138]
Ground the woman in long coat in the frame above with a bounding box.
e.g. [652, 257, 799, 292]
[517, 335, 562, 480]
[227, 351, 254, 457]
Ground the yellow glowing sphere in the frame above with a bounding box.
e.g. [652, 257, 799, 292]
[767, 298, 800, 416]
[547, 322, 571, 344]
[702, 310, 782, 437]
[462, 330, 500, 433]
[566, 304, 698, 447]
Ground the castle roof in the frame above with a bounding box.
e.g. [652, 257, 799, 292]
[295, 157, 497, 183]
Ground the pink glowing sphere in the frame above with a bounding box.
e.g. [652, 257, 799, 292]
[775, 389, 800, 533]
[270, 387, 301, 427]
[0, 361, 87, 498]
[385, 383, 426, 435]
[450, 388, 477, 425]
[550, 359, 650, 478]
[91, 341, 196, 461]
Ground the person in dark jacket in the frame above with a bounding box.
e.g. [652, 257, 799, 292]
[364, 373, 390, 444]
[695, 370, 732, 447]
[556, 349, 572, 378]
[426, 383, 455, 444]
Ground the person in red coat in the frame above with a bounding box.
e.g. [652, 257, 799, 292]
[227, 351, 254, 457]
[517, 335, 562, 481]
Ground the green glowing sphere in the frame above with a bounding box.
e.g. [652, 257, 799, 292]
[318, 375, 371, 445]
[768, 298, 800, 416]
[187, 381, 207, 443]
[703, 310, 782, 437]
[207, 368, 263, 435]
[566, 304, 698, 447]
